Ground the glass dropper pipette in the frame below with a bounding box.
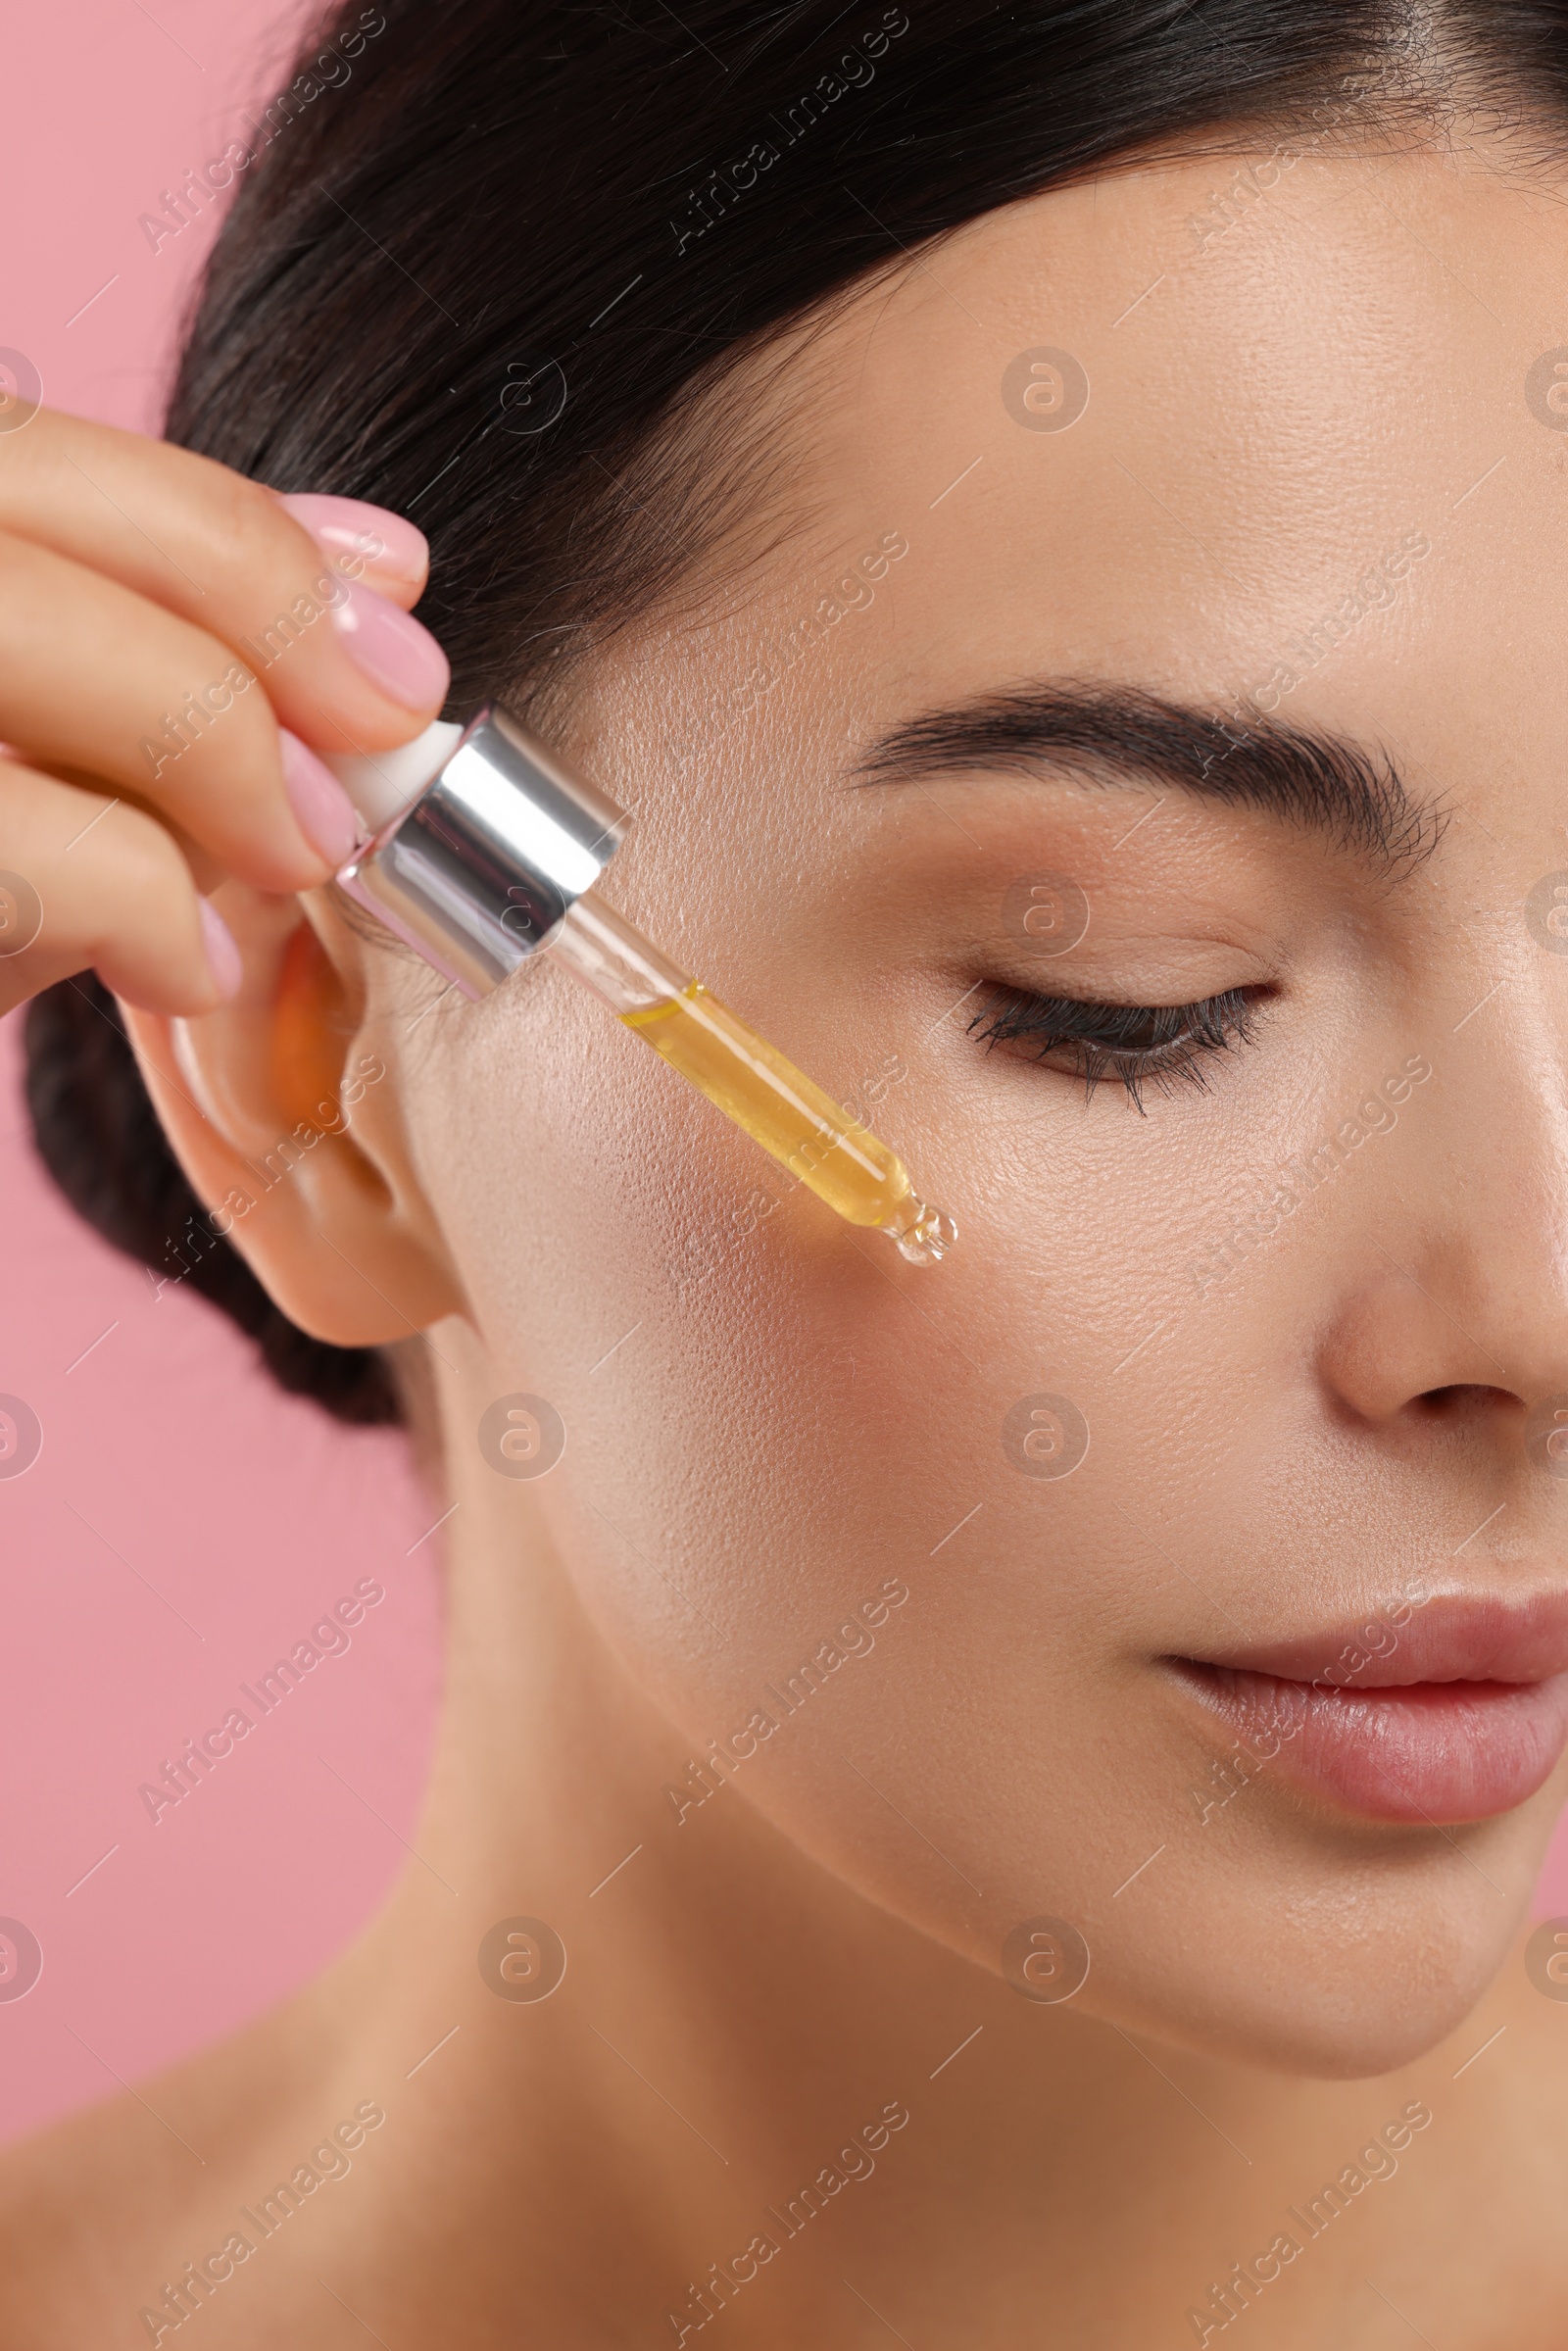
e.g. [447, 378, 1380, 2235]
[328, 707, 956, 1265]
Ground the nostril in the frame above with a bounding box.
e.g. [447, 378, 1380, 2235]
[1413, 1383, 1517, 1423]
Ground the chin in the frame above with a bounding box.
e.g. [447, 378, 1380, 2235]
[1060, 1854, 1539, 2081]
[1111, 1979, 1490, 2082]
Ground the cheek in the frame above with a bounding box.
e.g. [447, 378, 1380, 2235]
[415, 962, 1155, 1947]
[402, 699, 1417, 2045]
[407, 887, 1237, 1806]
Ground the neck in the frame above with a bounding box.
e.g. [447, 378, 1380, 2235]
[285, 1347, 1502, 2343]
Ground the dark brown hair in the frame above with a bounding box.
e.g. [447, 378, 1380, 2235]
[25, 0, 1568, 1420]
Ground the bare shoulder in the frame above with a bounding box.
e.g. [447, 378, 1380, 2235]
[0, 1996, 342, 2343]
[0, 2080, 194, 2334]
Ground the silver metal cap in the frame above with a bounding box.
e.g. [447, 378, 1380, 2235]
[334, 705, 627, 1000]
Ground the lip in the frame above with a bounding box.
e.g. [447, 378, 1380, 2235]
[1169, 1590, 1568, 1826]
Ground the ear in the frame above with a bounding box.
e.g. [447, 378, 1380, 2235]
[119, 880, 466, 1347]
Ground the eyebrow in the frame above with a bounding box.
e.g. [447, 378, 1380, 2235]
[854, 680, 1445, 873]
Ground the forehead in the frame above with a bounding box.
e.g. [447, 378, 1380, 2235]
[777, 142, 1568, 833]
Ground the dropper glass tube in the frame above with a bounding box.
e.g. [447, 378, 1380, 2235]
[329, 708, 956, 1265]
[546, 891, 956, 1263]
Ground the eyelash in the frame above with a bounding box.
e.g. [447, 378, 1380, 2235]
[967, 984, 1263, 1108]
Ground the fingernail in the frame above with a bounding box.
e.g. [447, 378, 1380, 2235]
[279, 727, 363, 868]
[199, 898, 243, 1001]
[274, 492, 428, 590]
[329, 575, 450, 710]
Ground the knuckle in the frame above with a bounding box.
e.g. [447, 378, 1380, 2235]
[137, 444, 331, 643]
[196, 461, 283, 570]
[92, 801, 190, 910]
[193, 463, 331, 619]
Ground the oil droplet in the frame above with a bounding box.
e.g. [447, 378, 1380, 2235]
[885, 1196, 958, 1265]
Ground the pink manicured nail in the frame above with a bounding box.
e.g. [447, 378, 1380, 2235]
[279, 727, 363, 868]
[329, 575, 450, 710]
[274, 492, 429, 589]
[199, 898, 243, 1001]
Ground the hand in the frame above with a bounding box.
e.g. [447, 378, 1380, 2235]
[0, 404, 447, 1016]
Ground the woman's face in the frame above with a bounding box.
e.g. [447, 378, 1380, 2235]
[396, 139, 1568, 2075]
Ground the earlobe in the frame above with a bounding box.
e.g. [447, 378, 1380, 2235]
[119, 881, 466, 1348]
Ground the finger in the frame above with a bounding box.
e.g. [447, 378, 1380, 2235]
[0, 407, 448, 757]
[270, 492, 428, 611]
[0, 528, 355, 891]
[39, 759, 229, 897]
[0, 762, 241, 1020]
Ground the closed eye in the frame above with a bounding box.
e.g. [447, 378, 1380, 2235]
[968, 983, 1265, 1109]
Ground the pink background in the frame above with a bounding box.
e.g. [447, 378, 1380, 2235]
[0, 0, 440, 2148]
[2, 1, 1564, 2149]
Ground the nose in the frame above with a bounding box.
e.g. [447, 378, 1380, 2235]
[1318, 1259, 1526, 1439]
[1315, 1042, 1568, 1455]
